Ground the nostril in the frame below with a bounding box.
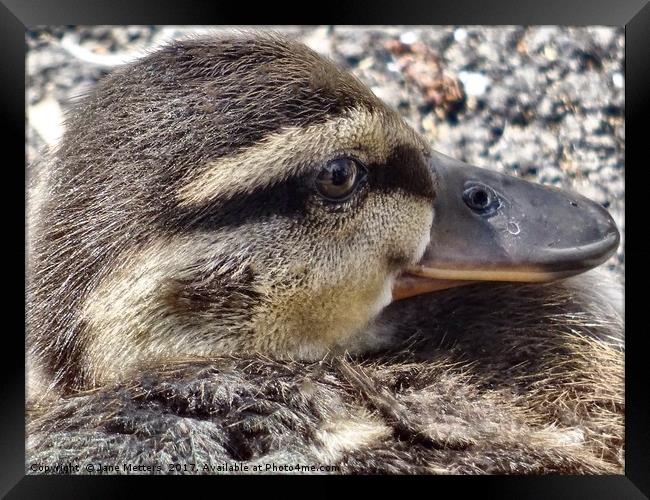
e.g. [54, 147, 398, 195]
[470, 189, 489, 208]
[570, 201, 578, 207]
[463, 182, 500, 215]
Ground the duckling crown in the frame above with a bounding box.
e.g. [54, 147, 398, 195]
[28, 34, 436, 392]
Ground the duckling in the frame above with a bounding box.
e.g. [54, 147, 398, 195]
[26, 34, 623, 474]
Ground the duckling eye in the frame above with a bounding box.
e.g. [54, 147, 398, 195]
[463, 182, 500, 215]
[315, 158, 366, 201]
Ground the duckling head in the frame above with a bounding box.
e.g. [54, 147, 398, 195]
[28, 34, 619, 391]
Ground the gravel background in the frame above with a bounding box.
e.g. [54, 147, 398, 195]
[26, 26, 625, 279]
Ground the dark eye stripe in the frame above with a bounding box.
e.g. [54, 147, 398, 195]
[368, 145, 435, 201]
[169, 144, 434, 233]
[171, 176, 310, 232]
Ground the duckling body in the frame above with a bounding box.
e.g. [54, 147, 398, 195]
[26, 34, 623, 474]
[27, 270, 623, 474]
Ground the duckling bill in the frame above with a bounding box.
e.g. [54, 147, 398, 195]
[393, 151, 619, 300]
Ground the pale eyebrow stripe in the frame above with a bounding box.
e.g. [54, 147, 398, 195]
[176, 107, 423, 207]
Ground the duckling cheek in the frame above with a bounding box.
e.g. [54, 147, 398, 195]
[413, 208, 435, 263]
[249, 281, 386, 357]
[243, 192, 433, 356]
[366, 194, 434, 271]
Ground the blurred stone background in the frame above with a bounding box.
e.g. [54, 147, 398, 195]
[26, 26, 624, 280]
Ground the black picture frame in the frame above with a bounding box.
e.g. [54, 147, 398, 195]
[3, 1, 647, 497]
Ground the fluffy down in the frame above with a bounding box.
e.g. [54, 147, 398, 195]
[27, 269, 623, 474]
